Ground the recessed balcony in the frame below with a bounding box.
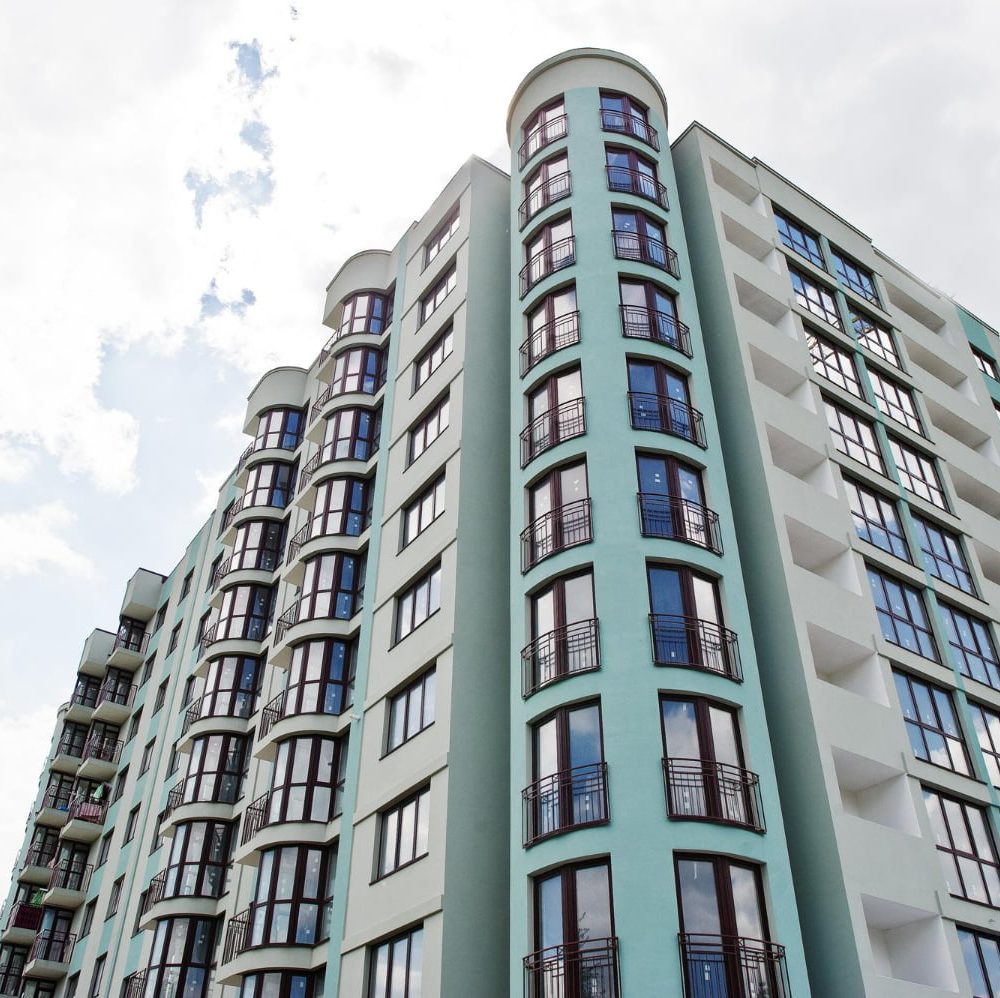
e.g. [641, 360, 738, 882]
[637, 493, 722, 554]
[519, 237, 576, 298]
[678, 933, 790, 998]
[649, 614, 743, 681]
[524, 937, 620, 998]
[600, 108, 659, 149]
[520, 398, 586, 468]
[612, 229, 680, 278]
[522, 761, 609, 846]
[620, 304, 692, 357]
[627, 392, 705, 446]
[518, 114, 568, 169]
[521, 498, 593, 572]
[522, 618, 600, 697]
[519, 311, 581, 377]
[93, 681, 136, 725]
[606, 166, 669, 209]
[519, 172, 572, 230]
[663, 758, 764, 832]
[78, 735, 123, 781]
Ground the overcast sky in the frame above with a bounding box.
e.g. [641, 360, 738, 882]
[1, 0, 997, 882]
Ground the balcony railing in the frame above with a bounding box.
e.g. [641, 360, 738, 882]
[520, 398, 586, 467]
[240, 782, 344, 847]
[627, 392, 705, 446]
[237, 436, 299, 472]
[600, 108, 660, 149]
[182, 691, 256, 735]
[82, 734, 123, 767]
[24, 844, 57, 868]
[521, 498, 593, 571]
[519, 311, 581, 376]
[28, 930, 75, 965]
[163, 779, 239, 819]
[522, 618, 600, 697]
[606, 166, 669, 209]
[637, 493, 722, 554]
[518, 172, 572, 229]
[113, 627, 149, 658]
[649, 614, 742, 681]
[259, 691, 286, 740]
[96, 680, 136, 711]
[55, 737, 84, 759]
[199, 617, 270, 658]
[222, 489, 293, 532]
[310, 378, 384, 424]
[66, 797, 107, 825]
[619, 304, 692, 356]
[212, 550, 283, 590]
[522, 761, 609, 845]
[48, 862, 93, 893]
[518, 114, 568, 169]
[141, 871, 168, 915]
[524, 937, 620, 998]
[679, 933, 790, 998]
[663, 758, 765, 832]
[612, 229, 680, 278]
[6, 902, 43, 932]
[519, 237, 576, 297]
[121, 972, 147, 998]
[223, 907, 250, 963]
[39, 787, 72, 813]
[163, 785, 185, 818]
[69, 686, 98, 710]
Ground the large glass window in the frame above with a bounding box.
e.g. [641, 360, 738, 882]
[525, 460, 590, 567]
[636, 453, 716, 552]
[831, 249, 881, 306]
[618, 277, 687, 353]
[319, 407, 381, 464]
[182, 734, 245, 805]
[774, 210, 824, 268]
[888, 438, 947, 510]
[824, 400, 884, 473]
[217, 584, 273, 642]
[912, 516, 976, 595]
[402, 474, 446, 547]
[418, 264, 457, 326]
[959, 927, 1000, 998]
[269, 736, 345, 825]
[941, 604, 1000, 689]
[612, 208, 676, 275]
[307, 477, 371, 540]
[523, 286, 579, 373]
[866, 568, 938, 660]
[199, 655, 260, 720]
[524, 367, 585, 464]
[869, 369, 922, 434]
[254, 409, 303, 452]
[231, 521, 285, 573]
[377, 787, 430, 878]
[409, 396, 449, 463]
[523, 216, 575, 294]
[627, 360, 699, 443]
[600, 90, 656, 147]
[386, 669, 436, 754]
[971, 702, 1000, 788]
[606, 146, 665, 206]
[892, 670, 970, 775]
[807, 331, 862, 397]
[244, 462, 295, 509]
[286, 639, 355, 717]
[368, 926, 424, 998]
[336, 291, 391, 339]
[329, 347, 386, 397]
[844, 477, 909, 560]
[300, 553, 365, 621]
[521, 98, 566, 166]
[164, 820, 232, 899]
[924, 788, 1000, 906]
[143, 917, 216, 998]
[249, 845, 332, 947]
[850, 308, 901, 368]
[789, 267, 841, 328]
[395, 564, 442, 642]
[526, 570, 598, 691]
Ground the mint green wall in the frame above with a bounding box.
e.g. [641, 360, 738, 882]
[958, 305, 1000, 407]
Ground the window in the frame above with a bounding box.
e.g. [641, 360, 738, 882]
[627, 359, 701, 444]
[249, 845, 333, 947]
[636, 453, 718, 552]
[789, 267, 841, 328]
[253, 408, 303, 451]
[520, 97, 566, 167]
[414, 326, 454, 391]
[520, 153, 570, 227]
[970, 703, 1000, 788]
[201, 655, 262, 720]
[522, 286, 580, 374]
[611, 208, 676, 275]
[824, 400, 884, 473]
[525, 460, 591, 569]
[164, 820, 232, 900]
[153, 604, 167, 632]
[618, 277, 687, 353]
[219, 501, 234, 536]
[328, 346, 386, 397]
[107, 877, 124, 916]
[973, 347, 1000, 381]
[377, 787, 430, 877]
[166, 624, 181, 656]
[140, 658, 154, 686]
[317, 407, 381, 464]
[150, 811, 166, 855]
[286, 639, 356, 718]
[268, 736, 345, 824]
[65, 975, 79, 998]
[386, 669, 436, 753]
[525, 570, 598, 693]
[394, 564, 442, 642]
[183, 734, 246, 805]
[959, 927, 1000, 997]
[241, 973, 317, 998]
[216, 584, 273, 642]
[80, 901, 96, 939]
[335, 291, 391, 340]
[112, 767, 129, 802]
[831, 248, 881, 306]
[243, 461, 295, 509]
[424, 207, 459, 267]
[850, 308, 901, 368]
[941, 604, 1000, 689]
[180, 570, 193, 599]
[305, 477, 372, 542]
[807, 330, 862, 397]
[912, 516, 976, 594]
[600, 90, 657, 146]
[230, 520, 286, 573]
[207, 555, 221, 591]
[774, 209, 824, 268]
[299, 553, 365, 622]
[57, 720, 87, 757]
[168, 746, 180, 776]
[418, 263, 456, 326]
[145, 917, 216, 998]
[89, 957, 105, 998]
[889, 437, 947, 510]
[96, 832, 112, 868]
[409, 395, 449, 463]
[523, 367, 585, 466]
[605, 145, 666, 207]
[866, 567, 938, 660]
[402, 475, 446, 547]
[869, 369, 922, 433]
[522, 215, 575, 295]
[924, 788, 1000, 906]
[124, 806, 140, 843]
[844, 477, 909, 560]
[153, 679, 168, 714]
[892, 670, 970, 775]
[368, 925, 424, 998]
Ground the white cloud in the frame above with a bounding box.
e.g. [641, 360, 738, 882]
[0, 503, 96, 580]
[0, 440, 39, 483]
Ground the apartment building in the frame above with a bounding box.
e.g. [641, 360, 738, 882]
[2, 46, 999, 998]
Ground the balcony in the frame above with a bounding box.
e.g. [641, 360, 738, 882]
[518, 114, 568, 169]
[78, 735, 123, 780]
[182, 692, 255, 736]
[519, 311, 581, 376]
[274, 593, 361, 646]
[66, 686, 97, 723]
[108, 627, 150, 669]
[619, 304, 692, 357]
[637, 494, 722, 554]
[606, 166, 669, 209]
[212, 550, 283, 592]
[47, 861, 93, 896]
[627, 392, 705, 446]
[121, 972, 146, 998]
[522, 762, 609, 845]
[600, 108, 659, 149]
[612, 229, 680, 278]
[521, 499, 593, 572]
[663, 758, 764, 832]
[5, 902, 43, 936]
[22, 845, 58, 881]
[522, 618, 600, 697]
[93, 681, 136, 724]
[518, 172, 572, 229]
[140, 867, 225, 921]
[52, 736, 84, 773]
[26, 930, 76, 976]
[239, 784, 344, 849]
[520, 398, 586, 468]
[649, 614, 742, 680]
[62, 798, 107, 842]
[519, 237, 576, 298]
[524, 937, 620, 998]
[678, 933, 790, 998]
[198, 617, 269, 660]
[37, 787, 72, 827]
[237, 435, 299, 474]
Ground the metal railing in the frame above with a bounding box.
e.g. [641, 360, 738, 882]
[519, 311, 581, 376]
[637, 494, 722, 554]
[310, 377, 384, 423]
[612, 229, 680, 277]
[606, 165, 669, 209]
[240, 792, 271, 846]
[649, 614, 742, 681]
[182, 691, 256, 735]
[600, 108, 660, 149]
[223, 907, 250, 963]
[69, 686, 98, 710]
[24, 844, 57, 868]
[519, 236, 576, 297]
[518, 114, 568, 168]
[121, 971, 147, 998]
[5, 901, 42, 932]
[237, 436, 299, 472]
[522, 618, 601, 697]
[48, 861, 93, 893]
[522, 761, 609, 845]
[520, 398, 586, 467]
[240, 782, 345, 847]
[524, 937, 620, 998]
[627, 392, 705, 446]
[96, 680, 136, 711]
[163, 785, 185, 818]
[28, 930, 76, 964]
[678, 933, 790, 998]
[518, 172, 572, 229]
[82, 734, 123, 767]
[521, 498, 593, 571]
[664, 758, 765, 832]
[259, 691, 286, 740]
[113, 627, 149, 657]
[39, 786, 72, 813]
[619, 304, 692, 356]
[55, 736, 85, 759]
[140, 871, 168, 915]
[213, 549, 282, 589]
[65, 797, 107, 825]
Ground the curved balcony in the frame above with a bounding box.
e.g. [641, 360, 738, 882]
[61, 798, 107, 843]
[648, 614, 742, 681]
[298, 441, 379, 493]
[197, 620, 269, 666]
[518, 172, 572, 230]
[161, 784, 238, 834]
[237, 786, 344, 856]
[286, 519, 368, 566]
[93, 681, 136, 725]
[612, 229, 680, 278]
[182, 692, 255, 738]
[619, 304, 692, 357]
[236, 436, 300, 480]
[606, 166, 669, 209]
[309, 377, 385, 426]
[520, 237, 576, 298]
[218, 903, 329, 984]
[211, 551, 282, 596]
[2, 902, 43, 946]
[663, 758, 764, 833]
[254, 692, 352, 764]
[137, 868, 225, 930]
[679, 933, 790, 998]
[627, 392, 705, 446]
[637, 494, 722, 554]
[524, 937, 620, 998]
[107, 627, 150, 670]
[522, 618, 600, 697]
[273, 595, 361, 648]
[519, 311, 581, 377]
[522, 761, 609, 846]
[44, 862, 92, 909]
[518, 114, 568, 169]
[78, 735, 123, 781]
[222, 491, 291, 540]
[26, 930, 76, 978]
[600, 108, 659, 150]
[520, 398, 586, 468]
[521, 498, 593, 572]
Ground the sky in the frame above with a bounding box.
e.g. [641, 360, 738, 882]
[1, 0, 998, 883]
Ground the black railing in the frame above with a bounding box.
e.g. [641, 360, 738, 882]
[259, 692, 286, 740]
[163, 785, 185, 818]
[48, 862, 93, 893]
[310, 378, 383, 424]
[141, 871, 168, 915]
[240, 782, 345, 847]
[522, 618, 600, 697]
[612, 229, 680, 277]
[113, 627, 149, 657]
[664, 758, 764, 832]
[69, 686, 98, 710]
[679, 933, 790, 998]
[24, 844, 57, 868]
[6, 902, 42, 932]
[240, 792, 270, 846]
[96, 680, 136, 711]
[223, 907, 250, 963]
[520, 398, 586, 467]
[39, 786, 72, 813]
[28, 930, 75, 964]
[222, 489, 292, 532]
[121, 972, 147, 998]
[65, 797, 107, 825]
[619, 304, 692, 356]
[637, 494, 722, 554]
[627, 392, 705, 446]
[519, 237, 576, 297]
[55, 736, 84, 759]
[519, 311, 581, 376]
[522, 762, 609, 845]
[521, 498, 593, 571]
[649, 614, 742, 681]
[606, 166, 669, 209]
[524, 937, 620, 998]
[518, 114, 569, 168]
[181, 691, 256, 735]
[519, 172, 572, 228]
[238, 436, 299, 472]
[600, 108, 660, 149]
[82, 734, 123, 767]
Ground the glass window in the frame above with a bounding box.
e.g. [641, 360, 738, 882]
[424, 207, 459, 268]
[912, 516, 976, 595]
[889, 437, 948, 510]
[605, 145, 666, 207]
[377, 787, 430, 877]
[249, 845, 333, 947]
[144, 917, 216, 998]
[523, 367, 585, 465]
[892, 670, 970, 775]
[844, 477, 909, 560]
[522, 215, 575, 294]
[336, 291, 391, 340]
[402, 474, 446, 547]
[201, 655, 260, 720]
[973, 348, 1000, 381]
[866, 567, 938, 660]
[286, 639, 355, 718]
[525, 570, 599, 691]
[970, 702, 1000, 788]
[636, 453, 715, 551]
[368, 925, 424, 998]
[414, 327, 454, 390]
[419, 264, 457, 326]
[409, 396, 450, 463]
[164, 820, 232, 900]
[958, 927, 1000, 998]
[300, 553, 365, 621]
[831, 249, 881, 306]
[600, 90, 657, 147]
[318, 407, 381, 464]
[611, 208, 676, 274]
[305, 476, 372, 543]
[807, 331, 862, 397]
[240, 973, 315, 998]
[520, 97, 566, 166]
[941, 604, 1000, 689]
[254, 409, 303, 451]
[924, 788, 1000, 906]
[216, 584, 273, 642]
[525, 460, 591, 568]
[627, 360, 699, 443]
[231, 520, 285, 573]
[824, 400, 885, 473]
[523, 286, 580, 373]
[521, 153, 571, 227]
[395, 564, 443, 642]
[774, 209, 824, 268]
[180, 571, 193, 599]
[166, 625, 181, 655]
[618, 277, 687, 353]
[329, 346, 386, 397]
[268, 736, 346, 825]
[869, 369, 922, 433]
[850, 308, 901, 368]
[386, 669, 436, 754]
[183, 733, 246, 805]
[789, 267, 842, 328]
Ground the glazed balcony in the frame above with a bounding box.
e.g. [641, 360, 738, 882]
[619, 304, 692, 357]
[518, 172, 572, 229]
[521, 498, 593, 572]
[519, 237, 576, 298]
[239, 783, 344, 848]
[182, 691, 255, 736]
[522, 761, 609, 846]
[678, 933, 790, 998]
[627, 392, 705, 446]
[140, 866, 225, 918]
[637, 494, 722, 554]
[522, 618, 600, 697]
[518, 114, 568, 169]
[237, 434, 300, 474]
[612, 229, 680, 278]
[520, 398, 586, 468]
[309, 375, 385, 424]
[524, 937, 620, 998]
[198, 617, 269, 659]
[663, 758, 765, 832]
[163, 779, 240, 821]
[649, 614, 742, 681]
[298, 437, 379, 491]
[212, 549, 283, 591]
[274, 591, 362, 645]
[519, 311, 581, 377]
[606, 166, 669, 209]
[600, 107, 660, 149]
